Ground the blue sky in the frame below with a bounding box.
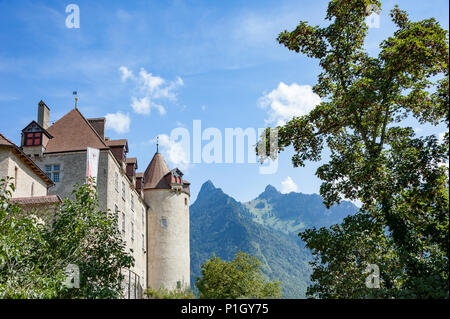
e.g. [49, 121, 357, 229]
[0, 0, 448, 203]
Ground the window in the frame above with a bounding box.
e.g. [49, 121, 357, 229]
[131, 222, 134, 241]
[122, 181, 125, 200]
[45, 165, 60, 183]
[14, 166, 18, 188]
[31, 182, 34, 197]
[161, 217, 167, 228]
[115, 172, 118, 192]
[122, 212, 126, 234]
[114, 204, 119, 220]
[177, 281, 181, 289]
[142, 208, 145, 226]
[24, 132, 42, 146]
[142, 234, 145, 251]
[185, 198, 188, 206]
[131, 194, 134, 211]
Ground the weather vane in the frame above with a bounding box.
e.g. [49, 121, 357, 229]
[73, 91, 78, 109]
[156, 136, 159, 153]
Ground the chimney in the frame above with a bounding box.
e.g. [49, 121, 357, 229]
[88, 118, 106, 139]
[38, 100, 50, 129]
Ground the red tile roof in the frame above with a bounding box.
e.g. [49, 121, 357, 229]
[106, 139, 129, 151]
[0, 133, 14, 146]
[11, 195, 62, 205]
[44, 108, 108, 153]
[143, 152, 171, 189]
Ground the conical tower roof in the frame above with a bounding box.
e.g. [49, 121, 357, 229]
[143, 152, 171, 189]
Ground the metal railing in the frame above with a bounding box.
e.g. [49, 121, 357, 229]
[120, 269, 144, 299]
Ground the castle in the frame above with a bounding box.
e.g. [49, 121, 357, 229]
[0, 101, 191, 298]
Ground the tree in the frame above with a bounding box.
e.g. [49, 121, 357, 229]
[45, 179, 134, 298]
[258, 0, 449, 298]
[144, 287, 196, 299]
[300, 213, 403, 298]
[195, 251, 281, 299]
[0, 177, 134, 299]
[0, 177, 64, 298]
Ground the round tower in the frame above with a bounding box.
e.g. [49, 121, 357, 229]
[143, 151, 190, 291]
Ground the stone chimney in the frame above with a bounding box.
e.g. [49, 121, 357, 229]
[38, 100, 50, 129]
[88, 118, 106, 139]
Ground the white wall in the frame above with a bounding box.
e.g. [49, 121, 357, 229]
[0, 147, 47, 198]
[106, 152, 147, 286]
[145, 188, 190, 291]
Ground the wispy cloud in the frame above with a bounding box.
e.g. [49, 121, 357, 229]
[105, 112, 131, 134]
[120, 66, 183, 116]
[119, 66, 134, 82]
[259, 82, 321, 126]
[151, 134, 191, 172]
[281, 176, 298, 194]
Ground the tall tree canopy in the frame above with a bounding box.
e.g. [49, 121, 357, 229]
[258, 0, 449, 298]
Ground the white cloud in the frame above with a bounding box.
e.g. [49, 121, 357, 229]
[131, 96, 166, 116]
[121, 67, 184, 116]
[280, 176, 298, 194]
[131, 96, 150, 114]
[105, 112, 131, 134]
[139, 68, 165, 95]
[119, 66, 134, 82]
[259, 82, 321, 126]
[153, 102, 166, 115]
[156, 134, 190, 171]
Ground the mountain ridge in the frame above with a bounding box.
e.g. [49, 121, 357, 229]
[190, 180, 359, 298]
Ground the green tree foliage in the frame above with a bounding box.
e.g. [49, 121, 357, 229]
[258, 0, 449, 298]
[46, 179, 134, 298]
[195, 251, 282, 299]
[145, 287, 196, 299]
[0, 177, 64, 298]
[0, 177, 134, 298]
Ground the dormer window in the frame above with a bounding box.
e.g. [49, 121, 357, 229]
[21, 120, 52, 150]
[171, 173, 182, 185]
[169, 168, 184, 189]
[24, 132, 42, 146]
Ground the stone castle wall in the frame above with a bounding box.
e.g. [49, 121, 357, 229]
[145, 188, 190, 291]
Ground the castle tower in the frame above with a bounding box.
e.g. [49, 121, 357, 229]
[143, 151, 191, 291]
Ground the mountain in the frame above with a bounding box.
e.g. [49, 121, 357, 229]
[243, 184, 357, 236]
[190, 181, 358, 298]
